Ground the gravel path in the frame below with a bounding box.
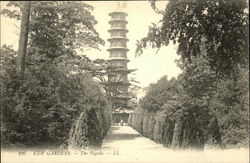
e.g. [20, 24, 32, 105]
[102, 126, 167, 151]
[100, 126, 249, 163]
[1, 126, 248, 163]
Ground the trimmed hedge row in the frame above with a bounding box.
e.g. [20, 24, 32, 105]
[129, 110, 178, 149]
[129, 110, 208, 149]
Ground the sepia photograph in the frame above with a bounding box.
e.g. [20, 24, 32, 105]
[0, 1, 249, 163]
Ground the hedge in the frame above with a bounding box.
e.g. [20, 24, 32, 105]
[128, 109, 176, 148]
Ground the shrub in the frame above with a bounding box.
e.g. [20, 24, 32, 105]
[147, 114, 156, 140]
[137, 113, 144, 134]
[162, 116, 175, 147]
[68, 109, 102, 149]
[142, 114, 149, 137]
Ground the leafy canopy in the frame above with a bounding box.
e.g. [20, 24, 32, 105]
[0, 1, 110, 147]
[2, 1, 105, 62]
[136, 0, 249, 76]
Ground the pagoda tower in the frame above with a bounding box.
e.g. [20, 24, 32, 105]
[107, 2, 131, 124]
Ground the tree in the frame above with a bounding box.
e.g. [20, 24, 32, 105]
[1, 2, 110, 148]
[2, 1, 104, 63]
[139, 75, 182, 112]
[136, 37, 248, 148]
[209, 67, 249, 147]
[1, 48, 109, 146]
[176, 53, 219, 149]
[137, 54, 221, 149]
[16, 1, 31, 74]
[86, 59, 138, 112]
[134, 0, 249, 149]
[136, 0, 249, 77]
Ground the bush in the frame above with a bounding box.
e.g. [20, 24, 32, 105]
[147, 114, 156, 140]
[153, 120, 164, 143]
[137, 113, 144, 134]
[209, 69, 249, 147]
[68, 109, 102, 149]
[162, 116, 175, 147]
[142, 114, 149, 137]
[128, 113, 132, 126]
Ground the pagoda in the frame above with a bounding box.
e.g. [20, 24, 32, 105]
[107, 2, 132, 125]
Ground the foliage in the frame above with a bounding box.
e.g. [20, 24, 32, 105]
[172, 55, 217, 148]
[209, 68, 249, 147]
[68, 109, 103, 149]
[133, 0, 249, 149]
[136, 0, 249, 76]
[1, 1, 104, 62]
[138, 46, 246, 147]
[1, 46, 109, 146]
[135, 52, 248, 148]
[86, 59, 138, 111]
[1, 1, 110, 148]
[139, 75, 182, 112]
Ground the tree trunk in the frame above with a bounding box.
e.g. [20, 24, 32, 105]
[17, 1, 31, 74]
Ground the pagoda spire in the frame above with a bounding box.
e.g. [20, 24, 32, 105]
[114, 1, 127, 12]
[116, 1, 121, 9]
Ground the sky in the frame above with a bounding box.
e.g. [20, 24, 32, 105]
[0, 1, 182, 88]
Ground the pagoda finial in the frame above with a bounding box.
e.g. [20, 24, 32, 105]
[114, 1, 127, 12]
[115, 1, 121, 10]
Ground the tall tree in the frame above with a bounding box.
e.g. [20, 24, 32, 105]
[86, 59, 138, 111]
[1, 2, 109, 148]
[2, 1, 104, 63]
[16, 1, 31, 74]
[135, 1, 249, 147]
[136, 0, 249, 77]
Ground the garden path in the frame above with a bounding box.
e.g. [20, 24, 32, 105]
[1, 126, 248, 163]
[100, 126, 248, 163]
